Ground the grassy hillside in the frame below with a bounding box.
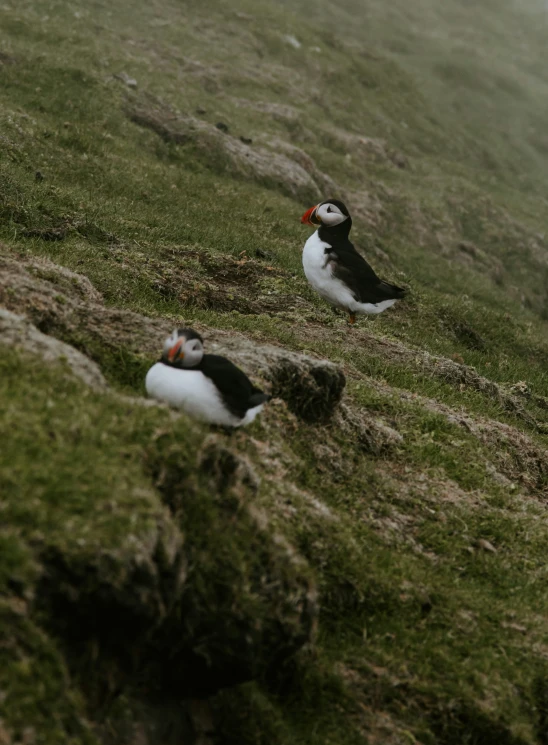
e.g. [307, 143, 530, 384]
[1, 0, 548, 742]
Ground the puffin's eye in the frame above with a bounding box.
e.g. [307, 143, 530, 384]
[326, 205, 332, 213]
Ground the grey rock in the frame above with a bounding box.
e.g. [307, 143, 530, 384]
[0, 308, 107, 389]
[114, 71, 137, 88]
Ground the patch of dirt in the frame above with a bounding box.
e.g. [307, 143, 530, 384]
[109, 244, 306, 316]
[177, 250, 304, 316]
[440, 310, 487, 350]
[20, 225, 70, 241]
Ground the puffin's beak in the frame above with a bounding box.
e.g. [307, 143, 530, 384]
[167, 338, 184, 363]
[301, 205, 320, 226]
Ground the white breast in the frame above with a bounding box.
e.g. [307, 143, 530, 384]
[302, 231, 357, 311]
[302, 231, 398, 316]
[145, 363, 257, 427]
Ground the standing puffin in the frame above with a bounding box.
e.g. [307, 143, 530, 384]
[146, 328, 270, 427]
[300, 199, 406, 324]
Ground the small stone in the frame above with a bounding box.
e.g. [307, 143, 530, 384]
[477, 538, 497, 553]
[239, 136, 253, 145]
[501, 621, 527, 634]
[196, 107, 207, 115]
[114, 71, 137, 88]
[282, 34, 301, 49]
[215, 121, 229, 133]
[34, 170, 44, 182]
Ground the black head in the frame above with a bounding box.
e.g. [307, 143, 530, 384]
[300, 198, 352, 234]
[161, 328, 204, 368]
[176, 328, 203, 344]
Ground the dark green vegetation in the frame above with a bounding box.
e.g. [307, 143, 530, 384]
[1, 0, 548, 742]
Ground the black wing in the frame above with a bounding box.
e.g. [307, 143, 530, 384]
[328, 240, 406, 304]
[198, 354, 269, 419]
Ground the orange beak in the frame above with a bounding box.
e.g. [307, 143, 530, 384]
[301, 204, 320, 226]
[167, 337, 184, 363]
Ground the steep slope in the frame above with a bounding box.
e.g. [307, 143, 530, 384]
[1, 0, 548, 743]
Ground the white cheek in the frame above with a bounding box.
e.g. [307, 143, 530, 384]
[323, 213, 346, 226]
[317, 206, 346, 226]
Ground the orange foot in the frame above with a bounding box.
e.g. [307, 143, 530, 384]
[348, 312, 356, 326]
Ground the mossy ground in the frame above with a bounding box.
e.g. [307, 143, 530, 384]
[1, 0, 548, 742]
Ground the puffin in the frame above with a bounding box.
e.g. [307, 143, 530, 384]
[300, 199, 406, 324]
[145, 328, 270, 427]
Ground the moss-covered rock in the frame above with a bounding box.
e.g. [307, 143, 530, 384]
[143, 434, 318, 696]
[0, 347, 317, 736]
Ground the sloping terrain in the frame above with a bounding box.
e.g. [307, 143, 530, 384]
[1, 0, 548, 743]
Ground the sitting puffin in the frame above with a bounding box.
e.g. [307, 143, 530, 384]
[300, 199, 406, 324]
[145, 328, 270, 427]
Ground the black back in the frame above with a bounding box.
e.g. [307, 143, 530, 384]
[161, 328, 204, 366]
[318, 224, 406, 304]
[197, 354, 270, 419]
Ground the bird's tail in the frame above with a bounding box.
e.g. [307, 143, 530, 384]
[249, 392, 271, 407]
[378, 281, 407, 300]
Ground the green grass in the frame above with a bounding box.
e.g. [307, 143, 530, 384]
[1, 0, 548, 742]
